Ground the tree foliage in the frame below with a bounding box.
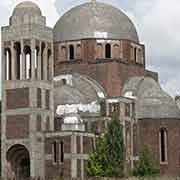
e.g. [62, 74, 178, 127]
[87, 114, 125, 177]
[133, 146, 160, 177]
[87, 136, 108, 177]
[105, 114, 125, 177]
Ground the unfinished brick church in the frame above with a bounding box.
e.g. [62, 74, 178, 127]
[1, 1, 180, 179]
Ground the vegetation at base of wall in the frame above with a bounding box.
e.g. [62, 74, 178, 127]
[87, 113, 125, 177]
[133, 146, 160, 178]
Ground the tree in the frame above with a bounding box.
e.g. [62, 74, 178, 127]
[87, 136, 108, 177]
[133, 146, 160, 177]
[105, 114, 125, 177]
[87, 114, 125, 177]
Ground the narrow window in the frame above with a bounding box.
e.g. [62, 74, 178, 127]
[36, 115, 42, 131]
[37, 88, 41, 108]
[105, 43, 111, 58]
[61, 46, 66, 61]
[60, 141, 64, 163]
[69, 45, 74, 60]
[96, 43, 103, 58]
[46, 116, 50, 131]
[46, 90, 50, 110]
[35, 48, 38, 79]
[16, 52, 21, 80]
[160, 128, 168, 163]
[47, 49, 51, 80]
[41, 43, 45, 80]
[53, 141, 57, 164]
[134, 47, 137, 62]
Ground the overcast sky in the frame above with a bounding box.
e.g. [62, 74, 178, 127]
[0, 0, 180, 97]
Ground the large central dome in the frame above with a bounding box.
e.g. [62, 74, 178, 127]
[53, 2, 139, 42]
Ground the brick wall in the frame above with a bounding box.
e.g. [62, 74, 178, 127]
[54, 39, 158, 97]
[138, 119, 180, 177]
[6, 88, 29, 109]
[45, 136, 71, 179]
[6, 115, 29, 139]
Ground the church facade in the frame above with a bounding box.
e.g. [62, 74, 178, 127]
[1, 1, 180, 180]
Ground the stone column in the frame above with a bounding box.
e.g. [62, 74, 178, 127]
[71, 134, 77, 178]
[43, 42, 48, 80]
[31, 39, 36, 80]
[80, 136, 84, 180]
[38, 41, 42, 80]
[11, 41, 16, 80]
[49, 42, 54, 80]
[21, 40, 25, 80]
[2, 43, 6, 81]
[130, 121, 134, 169]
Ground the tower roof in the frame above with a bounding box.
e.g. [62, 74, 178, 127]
[12, 1, 42, 17]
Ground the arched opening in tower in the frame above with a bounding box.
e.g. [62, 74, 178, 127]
[14, 42, 21, 80]
[24, 45, 32, 80]
[47, 49, 52, 80]
[69, 44, 74, 60]
[4, 48, 12, 80]
[105, 43, 111, 58]
[6, 144, 30, 180]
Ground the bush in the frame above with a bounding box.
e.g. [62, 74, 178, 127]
[133, 146, 160, 177]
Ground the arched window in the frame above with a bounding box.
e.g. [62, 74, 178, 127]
[46, 116, 50, 131]
[160, 128, 168, 163]
[41, 43, 45, 80]
[60, 141, 64, 163]
[61, 46, 66, 61]
[47, 49, 51, 80]
[69, 45, 74, 60]
[76, 44, 81, 59]
[24, 46, 31, 80]
[14, 42, 21, 80]
[134, 47, 137, 62]
[96, 43, 103, 58]
[52, 141, 57, 164]
[35, 47, 39, 79]
[105, 43, 111, 58]
[113, 44, 120, 59]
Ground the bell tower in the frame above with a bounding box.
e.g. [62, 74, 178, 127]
[1, 1, 54, 179]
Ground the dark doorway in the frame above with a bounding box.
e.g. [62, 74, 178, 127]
[6, 144, 30, 180]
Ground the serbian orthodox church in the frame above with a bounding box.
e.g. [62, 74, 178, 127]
[1, 1, 180, 179]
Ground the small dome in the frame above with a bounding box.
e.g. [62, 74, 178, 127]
[123, 77, 180, 119]
[53, 2, 139, 42]
[54, 85, 88, 106]
[12, 1, 42, 17]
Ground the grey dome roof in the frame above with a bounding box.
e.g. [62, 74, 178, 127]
[53, 2, 139, 42]
[123, 77, 180, 119]
[12, 1, 42, 17]
[54, 73, 106, 108]
[54, 85, 88, 106]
